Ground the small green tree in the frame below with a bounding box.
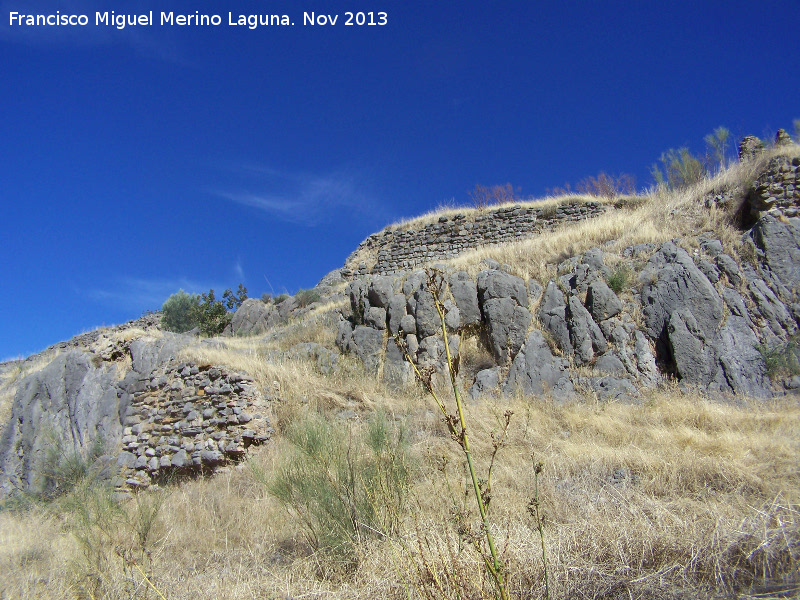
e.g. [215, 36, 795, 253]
[161, 290, 200, 333]
[704, 126, 731, 172]
[651, 147, 706, 190]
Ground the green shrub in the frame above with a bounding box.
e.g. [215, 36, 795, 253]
[274, 293, 290, 304]
[162, 284, 247, 336]
[161, 290, 200, 333]
[295, 288, 321, 308]
[265, 411, 411, 564]
[758, 335, 800, 379]
[607, 263, 633, 294]
[651, 147, 706, 190]
[39, 434, 106, 501]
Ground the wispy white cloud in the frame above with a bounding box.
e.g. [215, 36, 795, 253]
[211, 165, 389, 226]
[85, 276, 217, 312]
[233, 260, 245, 282]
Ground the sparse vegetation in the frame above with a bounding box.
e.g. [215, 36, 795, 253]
[294, 288, 321, 308]
[396, 270, 514, 600]
[468, 183, 519, 209]
[263, 410, 411, 567]
[651, 146, 706, 190]
[2, 128, 800, 600]
[758, 334, 800, 379]
[704, 126, 731, 171]
[607, 263, 633, 294]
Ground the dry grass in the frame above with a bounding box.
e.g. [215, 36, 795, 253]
[2, 387, 798, 599]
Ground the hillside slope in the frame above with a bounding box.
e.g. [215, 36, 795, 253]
[1, 134, 799, 600]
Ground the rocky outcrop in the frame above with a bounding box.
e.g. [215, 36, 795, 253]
[335, 153, 800, 402]
[0, 351, 124, 497]
[0, 327, 272, 499]
[230, 298, 279, 336]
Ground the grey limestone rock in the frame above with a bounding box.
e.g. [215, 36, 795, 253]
[593, 352, 626, 376]
[746, 214, 800, 302]
[336, 316, 354, 353]
[443, 300, 461, 332]
[640, 241, 723, 347]
[413, 287, 441, 339]
[477, 269, 528, 307]
[400, 314, 417, 335]
[503, 331, 573, 397]
[715, 254, 742, 286]
[448, 272, 481, 327]
[483, 298, 531, 363]
[288, 343, 340, 376]
[387, 294, 407, 335]
[130, 333, 193, 377]
[276, 295, 299, 319]
[348, 279, 369, 320]
[586, 280, 623, 322]
[368, 276, 396, 308]
[577, 376, 638, 402]
[633, 331, 659, 385]
[350, 326, 385, 374]
[667, 309, 713, 386]
[0, 351, 124, 497]
[527, 280, 543, 306]
[709, 316, 772, 398]
[230, 298, 279, 336]
[566, 295, 607, 365]
[383, 338, 413, 387]
[469, 367, 501, 400]
[539, 281, 571, 353]
[365, 307, 388, 330]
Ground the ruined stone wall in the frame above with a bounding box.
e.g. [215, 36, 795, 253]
[748, 155, 800, 216]
[115, 361, 271, 493]
[344, 201, 606, 277]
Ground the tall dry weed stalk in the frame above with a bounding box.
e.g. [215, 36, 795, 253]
[395, 270, 514, 600]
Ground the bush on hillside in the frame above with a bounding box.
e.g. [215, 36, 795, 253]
[295, 288, 321, 308]
[161, 285, 248, 336]
[575, 172, 636, 198]
[196, 284, 248, 336]
[161, 290, 201, 333]
[651, 147, 706, 190]
[265, 411, 411, 563]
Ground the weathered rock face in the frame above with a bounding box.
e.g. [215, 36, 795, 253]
[503, 331, 573, 397]
[336, 153, 800, 402]
[0, 351, 123, 497]
[0, 328, 272, 499]
[230, 298, 279, 336]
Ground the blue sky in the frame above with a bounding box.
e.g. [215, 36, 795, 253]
[1, 0, 798, 360]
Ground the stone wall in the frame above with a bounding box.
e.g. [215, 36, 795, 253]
[115, 361, 272, 493]
[344, 201, 607, 276]
[748, 155, 800, 216]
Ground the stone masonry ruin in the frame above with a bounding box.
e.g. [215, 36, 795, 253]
[344, 200, 606, 276]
